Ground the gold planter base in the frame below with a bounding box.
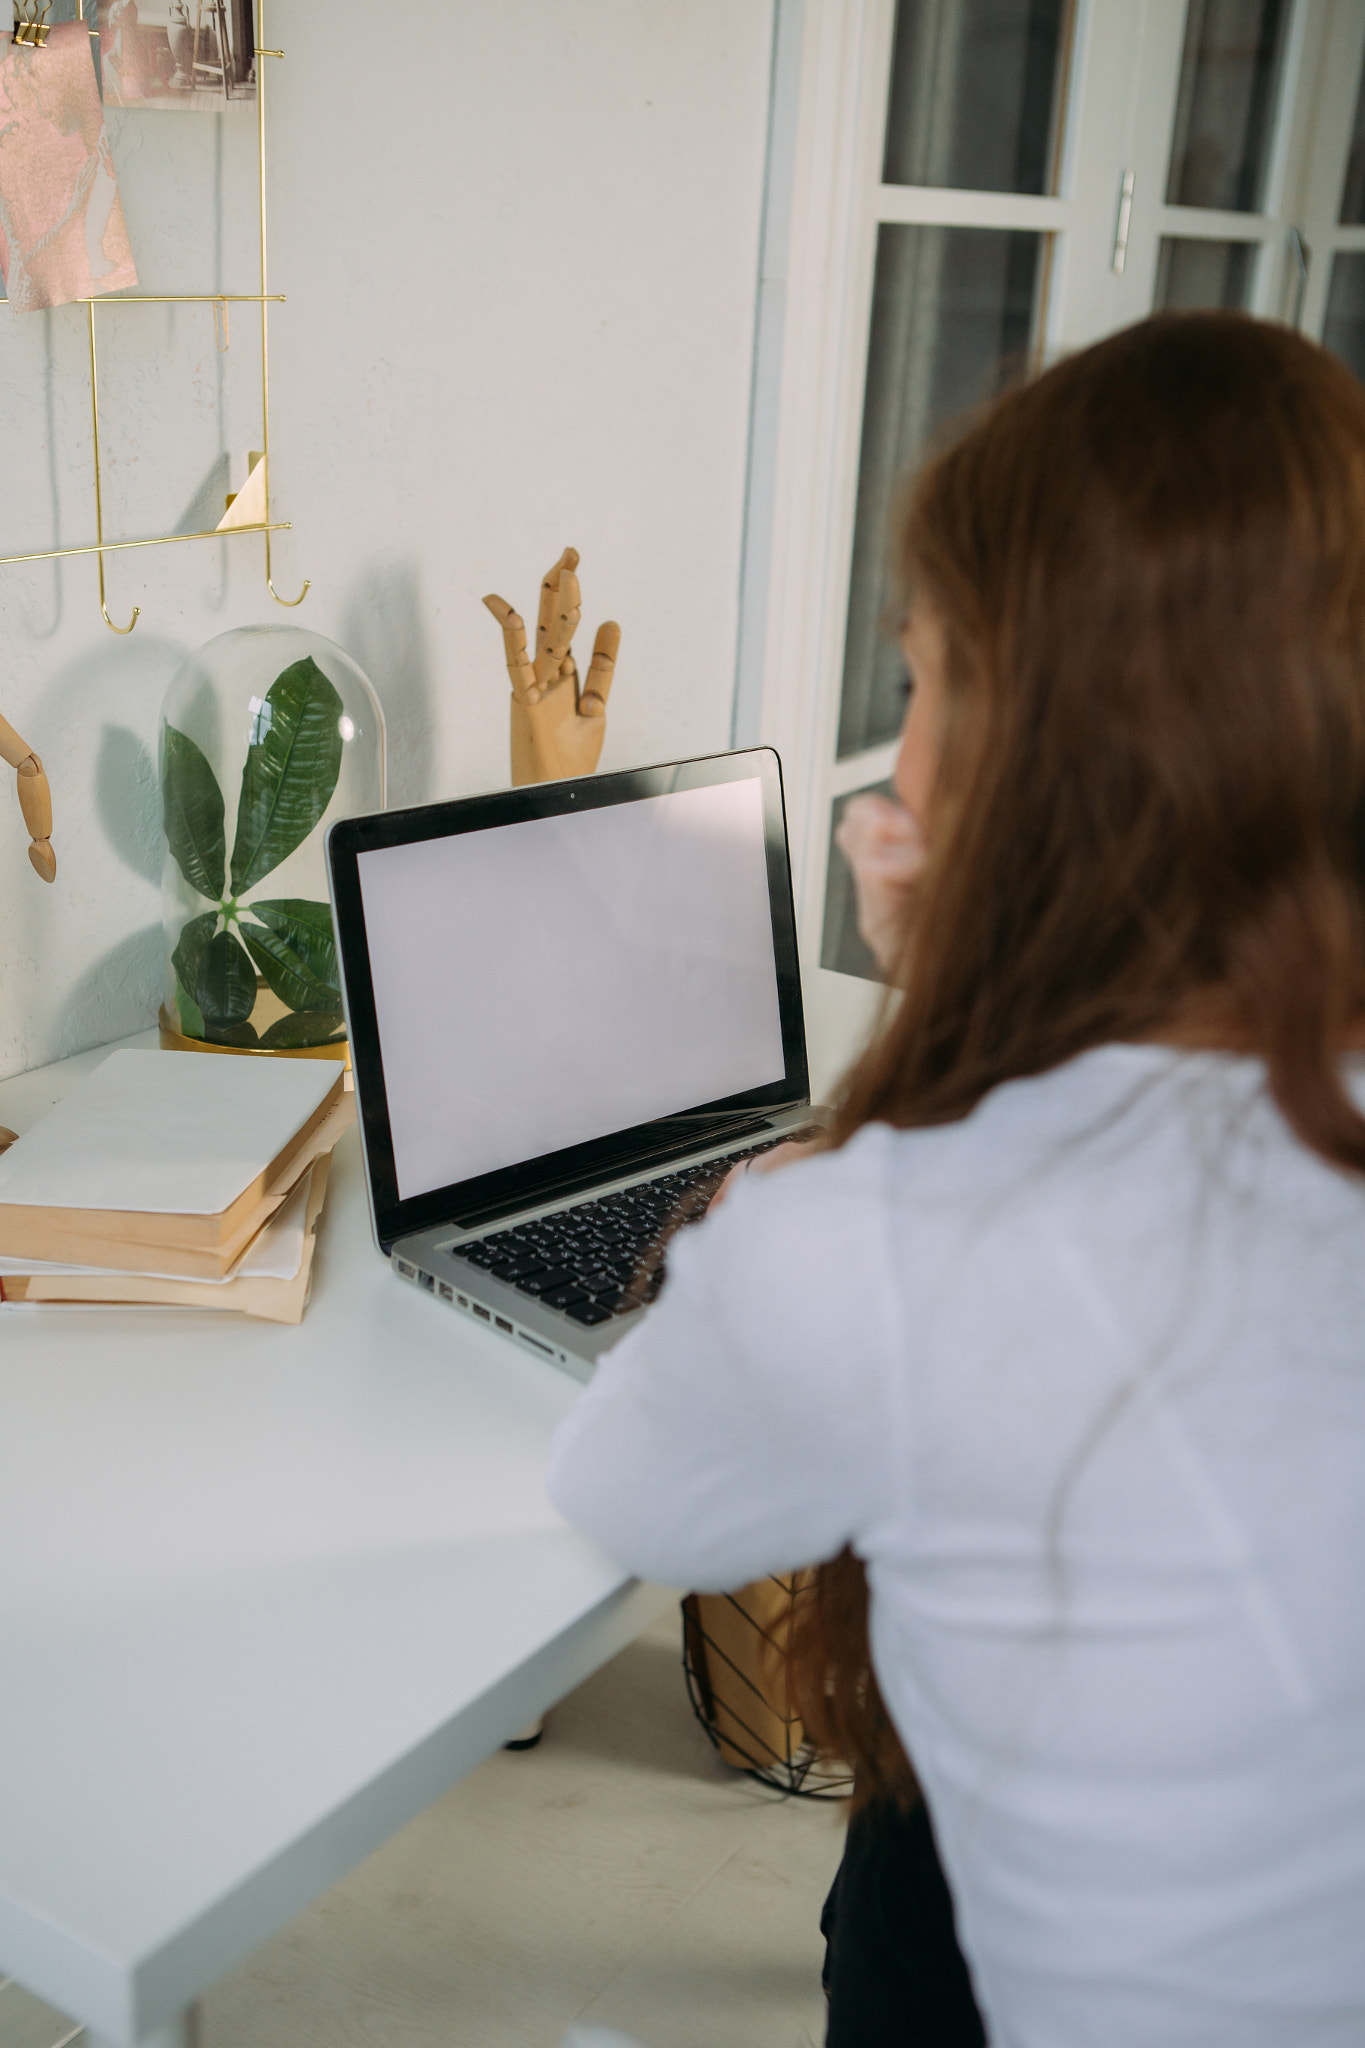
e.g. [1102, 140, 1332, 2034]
[158, 1005, 350, 1067]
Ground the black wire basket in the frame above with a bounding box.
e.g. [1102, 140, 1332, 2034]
[681, 1576, 853, 1800]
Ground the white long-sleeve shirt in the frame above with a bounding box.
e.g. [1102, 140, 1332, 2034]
[546, 1045, 1365, 2048]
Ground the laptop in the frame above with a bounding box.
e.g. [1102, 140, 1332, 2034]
[327, 748, 817, 1381]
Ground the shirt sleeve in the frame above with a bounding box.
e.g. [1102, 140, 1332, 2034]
[545, 1127, 902, 1590]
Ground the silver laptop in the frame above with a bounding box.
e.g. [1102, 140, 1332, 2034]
[326, 748, 815, 1380]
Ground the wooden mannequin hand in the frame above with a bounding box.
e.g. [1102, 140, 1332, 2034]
[834, 792, 924, 973]
[0, 708, 56, 883]
[484, 548, 621, 786]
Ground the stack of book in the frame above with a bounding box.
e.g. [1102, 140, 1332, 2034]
[0, 1050, 353, 1323]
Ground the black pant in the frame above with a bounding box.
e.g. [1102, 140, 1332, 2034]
[821, 1795, 986, 2047]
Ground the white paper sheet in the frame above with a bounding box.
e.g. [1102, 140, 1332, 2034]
[0, 1050, 339, 1217]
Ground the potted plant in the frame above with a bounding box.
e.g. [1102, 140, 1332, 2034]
[159, 627, 384, 1057]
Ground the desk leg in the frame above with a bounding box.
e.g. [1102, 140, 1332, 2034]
[87, 2001, 200, 2048]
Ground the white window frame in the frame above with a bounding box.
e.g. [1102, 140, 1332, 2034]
[735, 0, 1362, 1099]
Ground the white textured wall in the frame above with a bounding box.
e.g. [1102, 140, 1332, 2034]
[0, 0, 773, 1079]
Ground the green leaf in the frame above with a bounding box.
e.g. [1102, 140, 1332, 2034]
[197, 929, 257, 1027]
[204, 1019, 261, 1048]
[229, 657, 344, 895]
[162, 724, 226, 901]
[174, 976, 206, 1041]
[173, 914, 258, 1036]
[259, 1009, 346, 1050]
[171, 910, 219, 1016]
[238, 897, 340, 1014]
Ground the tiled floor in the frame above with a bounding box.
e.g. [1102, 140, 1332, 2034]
[1, 1611, 846, 2048]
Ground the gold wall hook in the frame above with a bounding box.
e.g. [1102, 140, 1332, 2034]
[213, 298, 230, 351]
[13, 3, 53, 49]
[99, 585, 140, 633]
[254, 0, 309, 613]
[86, 302, 140, 633]
[268, 567, 310, 606]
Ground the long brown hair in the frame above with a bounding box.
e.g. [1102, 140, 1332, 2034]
[790, 313, 1365, 1807]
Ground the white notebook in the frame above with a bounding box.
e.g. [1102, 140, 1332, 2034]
[0, 1050, 340, 1217]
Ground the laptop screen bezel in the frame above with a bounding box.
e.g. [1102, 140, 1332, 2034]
[327, 748, 809, 1252]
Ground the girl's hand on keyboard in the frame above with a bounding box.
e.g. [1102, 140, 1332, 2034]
[710, 1141, 810, 1211]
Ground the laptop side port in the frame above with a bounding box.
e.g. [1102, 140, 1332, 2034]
[495, 1315, 513, 1333]
[518, 1329, 553, 1355]
[438, 1282, 454, 1303]
[473, 1303, 491, 1320]
[395, 1257, 416, 1279]
[457, 1293, 469, 1307]
[419, 1271, 435, 1291]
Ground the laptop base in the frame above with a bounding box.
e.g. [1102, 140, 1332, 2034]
[390, 1104, 819, 1378]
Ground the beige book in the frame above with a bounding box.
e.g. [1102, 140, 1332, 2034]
[0, 1089, 358, 1277]
[1, 1154, 335, 1325]
[0, 1048, 349, 1269]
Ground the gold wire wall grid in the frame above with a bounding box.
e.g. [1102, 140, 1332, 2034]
[0, 0, 308, 631]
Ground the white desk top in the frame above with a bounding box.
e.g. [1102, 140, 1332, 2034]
[0, 1037, 665, 2045]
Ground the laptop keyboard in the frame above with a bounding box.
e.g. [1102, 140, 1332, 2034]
[449, 1135, 804, 1328]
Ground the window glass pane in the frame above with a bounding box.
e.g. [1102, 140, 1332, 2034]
[1153, 236, 1256, 310]
[821, 781, 897, 980]
[1340, 50, 1365, 224]
[839, 224, 1044, 760]
[883, 0, 1070, 194]
[1165, 0, 1289, 212]
[1323, 252, 1365, 381]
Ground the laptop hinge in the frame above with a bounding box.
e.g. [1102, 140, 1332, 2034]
[444, 1111, 785, 1233]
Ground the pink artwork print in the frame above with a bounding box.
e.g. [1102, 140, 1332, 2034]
[0, 21, 138, 313]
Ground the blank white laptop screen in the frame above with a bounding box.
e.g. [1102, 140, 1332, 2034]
[356, 777, 785, 1201]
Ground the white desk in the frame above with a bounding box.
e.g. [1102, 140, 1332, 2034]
[0, 1036, 667, 2048]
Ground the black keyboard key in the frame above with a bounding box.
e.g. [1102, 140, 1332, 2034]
[564, 1300, 612, 1326]
[515, 1266, 577, 1297]
[490, 1254, 549, 1282]
[593, 1289, 626, 1313]
[578, 1269, 620, 1295]
[455, 1245, 499, 1268]
[542, 1283, 588, 1310]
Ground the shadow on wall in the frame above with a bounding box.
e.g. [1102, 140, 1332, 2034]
[58, 923, 164, 1060]
[96, 723, 162, 884]
[176, 451, 232, 537]
[65, 724, 166, 1056]
[18, 632, 185, 1064]
[342, 560, 436, 809]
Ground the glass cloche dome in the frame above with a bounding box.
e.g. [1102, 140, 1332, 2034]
[159, 626, 385, 1056]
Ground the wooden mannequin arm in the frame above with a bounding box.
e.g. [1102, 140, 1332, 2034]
[0, 709, 35, 773]
[1, 709, 56, 883]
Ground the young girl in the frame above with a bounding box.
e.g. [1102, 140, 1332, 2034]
[547, 312, 1365, 2047]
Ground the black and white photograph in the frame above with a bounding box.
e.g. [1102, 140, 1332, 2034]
[98, 0, 255, 112]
